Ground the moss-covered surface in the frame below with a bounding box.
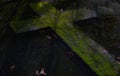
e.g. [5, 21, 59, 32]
[11, 2, 56, 32]
[30, 2, 120, 76]
[55, 25, 120, 76]
[10, 2, 120, 76]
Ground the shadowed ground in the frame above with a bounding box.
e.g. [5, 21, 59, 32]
[1, 28, 97, 76]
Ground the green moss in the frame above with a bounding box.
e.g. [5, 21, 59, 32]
[56, 25, 120, 76]
[30, 2, 56, 15]
[11, 17, 50, 32]
[52, 8, 120, 76]
[10, 2, 120, 76]
[11, 2, 56, 32]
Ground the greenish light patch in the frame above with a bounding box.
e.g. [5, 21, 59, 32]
[38, 2, 48, 7]
[30, 2, 56, 15]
